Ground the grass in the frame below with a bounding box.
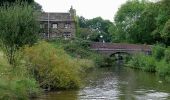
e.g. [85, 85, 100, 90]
[127, 44, 170, 82]
[23, 41, 95, 90]
[0, 50, 40, 100]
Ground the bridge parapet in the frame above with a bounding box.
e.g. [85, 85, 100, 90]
[90, 42, 152, 56]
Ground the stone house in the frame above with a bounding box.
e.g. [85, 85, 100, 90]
[39, 6, 76, 39]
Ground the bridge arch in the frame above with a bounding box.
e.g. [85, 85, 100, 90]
[110, 51, 131, 61]
[110, 52, 130, 57]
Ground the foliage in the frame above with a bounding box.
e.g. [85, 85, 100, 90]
[0, 2, 39, 65]
[23, 41, 94, 90]
[114, 0, 148, 43]
[113, 0, 170, 45]
[77, 16, 113, 42]
[128, 53, 156, 72]
[164, 48, 170, 63]
[161, 19, 170, 44]
[156, 60, 170, 77]
[152, 44, 165, 61]
[0, 0, 34, 5]
[0, 51, 40, 100]
[128, 45, 170, 82]
[49, 38, 107, 67]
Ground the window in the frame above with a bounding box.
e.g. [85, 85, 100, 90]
[52, 24, 58, 28]
[64, 32, 71, 38]
[64, 23, 70, 29]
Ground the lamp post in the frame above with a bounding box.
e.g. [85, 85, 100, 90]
[100, 35, 105, 43]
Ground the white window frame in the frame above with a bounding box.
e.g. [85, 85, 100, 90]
[52, 23, 58, 29]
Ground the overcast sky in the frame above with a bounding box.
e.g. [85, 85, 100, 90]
[35, 0, 128, 21]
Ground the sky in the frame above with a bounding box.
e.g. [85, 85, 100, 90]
[35, 0, 128, 21]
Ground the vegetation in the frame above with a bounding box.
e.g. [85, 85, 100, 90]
[0, 0, 34, 5]
[23, 41, 94, 90]
[128, 44, 170, 82]
[0, 2, 39, 65]
[1, 0, 170, 99]
[0, 2, 41, 99]
[49, 38, 112, 67]
[0, 50, 40, 100]
[110, 0, 170, 45]
[77, 17, 113, 42]
[110, 0, 170, 82]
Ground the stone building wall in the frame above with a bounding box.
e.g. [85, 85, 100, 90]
[39, 6, 76, 39]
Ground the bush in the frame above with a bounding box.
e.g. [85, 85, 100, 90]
[0, 51, 39, 100]
[23, 41, 92, 89]
[152, 44, 165, 61]
[0, 78, 39, 100]
[127, 45, 170, 82]
[0, 2, 39, 65]
[156, 60, 170, 77]
[128, 53, 145, 69]
[49, 39, 106, 67]
[142, 56, 156, 72]
[77, 59, 94, 71]
[128, 53, 156, 72]
[164, 48, 170, 63]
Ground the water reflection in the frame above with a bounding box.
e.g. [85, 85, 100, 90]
[35, 64, 170, 100]
[78, 68, 120, 100]
[34, 91, 78, 100]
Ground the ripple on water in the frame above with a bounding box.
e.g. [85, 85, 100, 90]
[135, 89, 169, 100]
[78, 77, 120, 100]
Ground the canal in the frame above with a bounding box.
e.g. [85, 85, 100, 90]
[35, 64, 170, 100]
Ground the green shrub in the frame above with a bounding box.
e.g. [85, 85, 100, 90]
[0, 78, 39, 100]
[49, 39, 107, 67]
[164, 48, 170, 63]
[152, 44, 165, 61]
[0, 2, 39, 65]
[156, 60, 170, 77]
[128, 53, 156, 72]
[0, 51, 40, 100]
[142, 56, 156, 72]
[128, 53, 145, 69]
[77, 59, 94, 71]
[23, 41, 89, 89]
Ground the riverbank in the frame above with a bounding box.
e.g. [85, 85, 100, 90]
[127, 44, 170, 82]
[34, 66, 170, 100]
[48, 38, 113, 67]
[0, 39, 107, 99]
[0, 50, 40, 100]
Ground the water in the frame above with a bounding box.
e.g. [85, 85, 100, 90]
[35, 64, 170, 100]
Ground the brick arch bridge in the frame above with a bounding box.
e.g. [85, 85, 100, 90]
[90, 42, 152, 56]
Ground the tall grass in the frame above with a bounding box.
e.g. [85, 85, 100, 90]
[23, 41, 94, 90]
[128, 44, 170, 82]
[49, 38, 108, 67]
[0, 50, 40, 100]
[128, 53, 156, 72]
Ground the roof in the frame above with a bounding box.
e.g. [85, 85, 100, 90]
[39, 12, 74, 22]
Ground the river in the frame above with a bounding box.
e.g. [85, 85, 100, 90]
[35, 64, 170, 100]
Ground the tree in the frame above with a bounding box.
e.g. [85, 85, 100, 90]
[0, 0, 34, 5]
[0, 2, 39, 65]
[114, 0, 149, 43]
[33, 2, 43, 12]
[129, 2, 159, 44]
[155, 0, 170, 45]
[108, 24, 120, 42]
[77, 17, 113, 42]
[161, 19, 170, 45]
